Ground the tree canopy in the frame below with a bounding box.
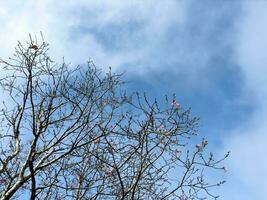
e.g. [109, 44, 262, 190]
[0, 36, 228, 200]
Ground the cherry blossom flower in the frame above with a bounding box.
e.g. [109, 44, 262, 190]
[105, 168, 116, 177]
[195, 143, 202, 151]
[172, 100, 180, 109]
[159, 124, 165, 132]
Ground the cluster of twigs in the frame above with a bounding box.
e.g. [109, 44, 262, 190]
[0, 36, 228, 200]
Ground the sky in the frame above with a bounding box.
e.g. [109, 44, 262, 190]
[0, 0, 266, 199]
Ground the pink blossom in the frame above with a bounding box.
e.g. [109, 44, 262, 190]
[105, 168, 116, 177]
[195, 143, 202, 151]
[159, 124, 165, 131]
[172, 100, 180, 109]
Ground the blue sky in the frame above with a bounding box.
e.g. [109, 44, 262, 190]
[1, 1, 267, 199]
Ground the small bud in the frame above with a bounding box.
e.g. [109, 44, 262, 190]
[105, 168, 115, 177]
[171, 139, 177, 144]
[195, 143, 202, 151]
[29, 44, 38, 50]
[0, 179, 7, 184]
[159, 124, 165, 131]
[222, 167, 227, 173]
[179, 194, 185, 200]
[94, 137, 100, 143]
[77, 174, 83, 182]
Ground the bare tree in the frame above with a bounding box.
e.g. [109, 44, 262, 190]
[0, 36, 229, 200]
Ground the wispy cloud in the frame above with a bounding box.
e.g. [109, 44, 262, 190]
[0, 0, 185, 71]
[222, 1, 267, 199]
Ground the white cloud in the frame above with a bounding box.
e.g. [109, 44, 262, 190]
[222, 1, 267, 199]
[0, 0, 185, 72]
[0, 0, 188, 136]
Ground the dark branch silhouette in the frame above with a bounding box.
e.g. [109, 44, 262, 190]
[0, 35, 229, 200]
